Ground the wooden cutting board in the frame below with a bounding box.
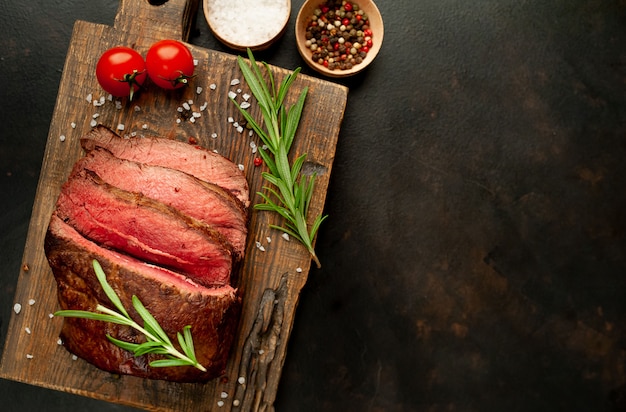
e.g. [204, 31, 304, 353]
[0, 0, 347, 410]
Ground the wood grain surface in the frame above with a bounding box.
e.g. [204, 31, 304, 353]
[0, 0, 347, 410]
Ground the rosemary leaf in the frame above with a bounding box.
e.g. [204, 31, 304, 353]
[54, 259, 207, 372]
[232, 49, 326, 268]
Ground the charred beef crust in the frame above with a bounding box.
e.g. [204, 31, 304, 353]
[81, 125, 250, 207]
[56, 169, 234, 287]
[45, 216, 242, 383]
[71, 148, 249, 258]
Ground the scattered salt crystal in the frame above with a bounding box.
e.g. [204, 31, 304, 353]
[189, 117, 196, 123]
[296, 267, 303, 273]
[211, 133, 218, 139]
[220, 392, 228, 399]
[250, 141, 257, 153]
[233, 121, 239, 128]
[255, 241, 262, 248]
[90, 119, 97, 127]
[240, 101, 251, 109]
[28, 299, 35, 306]
[282, 233, 290, 241]
[130, 131, 137, 137]
[24, 327, 31, 334]
[72, 355, 78, 360]
[238, 376, 246, 385]
[99, 96, 105, 104]
[200, 102, 208, 111]
[59, 135, 66, 142]
[188, 99, 193, 105]
[266, 236, 272, 243]
[228, 117, 234, 123]
[13, 303, 21, 314]
[210, 83, 217, 90]
[192, 112, 201, 118]
[92, 113, 99, 118]
[117, 124, 125, 131]
[259, 349, 265, 355]
[48, 313, 54, 319]
[26, 354, 33, 359]
[238, 164, 245, 171]
[237, 88, 242, 93]
[86, 93, 92, 103]
[213, 149, 219, 153]
[70, 122, 77, 129]
[255, 241, 266, 252]
[142, 124, 148, 129]
[107, 94, 113, 101]
[134, 105, 141, 112]
[57, 338, 63, 345]
[249, 130, 254, 137]
[228, 91, 237, 99]
[236, 126, 244, 134]
[115, 101, 123, 110]
[176, 118, 182, 124]
[217, 400, 224, 407]
[196, 86, 203, 94]
[193, 59, 199, 66]
[243, 93, 250, 101]
[230, 78, 240, 86]
[233, 400, 240, 407]
[182, 102, 191, 110]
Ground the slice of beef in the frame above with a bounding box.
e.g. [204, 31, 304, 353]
[55, 168, 233, 287]
[72, 148, 248, 257]
[81, 125, 250, 207]
[45, 214, 241, 382]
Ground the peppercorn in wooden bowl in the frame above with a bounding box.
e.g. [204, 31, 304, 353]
[295, 0, 384, 77]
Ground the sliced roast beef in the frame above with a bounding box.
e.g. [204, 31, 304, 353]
[55, 168, 233, 287]
[71, 148, 248, 257]
[81, 125, 250, 207]
[45, 214, 241, 382]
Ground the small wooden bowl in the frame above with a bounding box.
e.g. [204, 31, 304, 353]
[203, 0, 290, 51]
[295, 0, 384, 77]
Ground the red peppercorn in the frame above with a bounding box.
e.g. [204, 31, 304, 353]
[362, 46, 369, 53]
[321, 6, 329, 13]
[253, 157, 263, 167]
[342, 18, 350, 26]
[343, 2, 353, 12]
[364, 29, 373, 37]
[356, 14, 362, 21]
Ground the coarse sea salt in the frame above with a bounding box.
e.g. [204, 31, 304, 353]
[13, 303, 21, 314]
[28, 299, 35, 306]
[207, 0, 288, 47]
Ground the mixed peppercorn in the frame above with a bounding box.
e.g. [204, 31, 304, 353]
[304, 1, 373, 71]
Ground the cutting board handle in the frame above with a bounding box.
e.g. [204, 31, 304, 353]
[113, 0, 199, 43]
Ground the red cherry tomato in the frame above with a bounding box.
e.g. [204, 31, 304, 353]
[145, 40, 195, 90]
[95, 46, 146, 100]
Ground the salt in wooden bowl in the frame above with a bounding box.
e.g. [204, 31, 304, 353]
[204, 0, 290, 51]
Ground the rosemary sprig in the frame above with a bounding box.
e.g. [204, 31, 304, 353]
[54, 260, 206, 372]
[232, 49, 327, 268]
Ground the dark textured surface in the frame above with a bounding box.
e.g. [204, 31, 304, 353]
[2, 0, 626, 411]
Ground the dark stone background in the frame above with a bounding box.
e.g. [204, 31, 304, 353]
[1, 0, 625, 411]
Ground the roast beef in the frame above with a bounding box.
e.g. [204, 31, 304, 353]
[55, 168, 233, 287]
[81, 125, 250, 207]
[45, 215, 241, 382]
[71, 147, 248, 257]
